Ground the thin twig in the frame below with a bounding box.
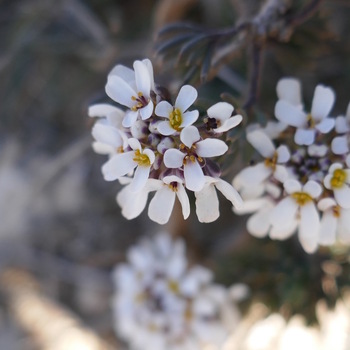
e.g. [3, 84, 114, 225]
[286, 0, 324, 27]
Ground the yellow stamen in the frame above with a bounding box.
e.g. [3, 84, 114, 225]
[133, 149, 151, 167]
[333, 205, 341, 218]
[169, 108, 183, 131]
[264, 152, 278, 170]
[330, 168, 347, 189]
[306, 114, 316, 128]
[291, 192, 313, 206]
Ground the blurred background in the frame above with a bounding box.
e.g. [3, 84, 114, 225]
[1, 0, 350, 349]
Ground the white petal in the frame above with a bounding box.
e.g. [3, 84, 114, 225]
[317, 197, 337, 211]
[196, 139, 228, 157]
[331, 136, 348, 155]
[247, 130, 275, 158]
[274, 165, 289, 183]
[117, 183, 155, 219]
[129, 165, 151, 192]
[277, 78, 302, 106]
[338, 211, 350, 243]
[88, 103, 119, 117]
[315, 117, 335, 133]
[335, 116, 350, 133]
[276, 145, 290, 163]
[140, 100, 153, 120]
[319, 211, 337, 245]
[92, 142, 114, 155]
[143, 149, 155, 164]
[247, 206, 272, 238]
[106, 76, 135, 108]
[284, 179, 302, 194]
[155, 100, 173, 118]
[303, 180, 322, 198]
[311, 85, 335, 120]
[214, 115, 242, 133]
[237, 163, 271, 187]
[142, 58, 155, 91]
[102, 152, 136, 181]
[334, 187, 350, 208]
[299, 202, 320, 253]
[294, 128, 315, 146]
[329, 162, 343, 173]
[207, 102, 234, 121]
[270, 197, 298, 228]
[122, 110, 138, 128]
[108, 64, 134, 83]
[128, 138, 141, 151]
[180, 126, 200, 148]
[184, 161, 205, 191]
[215, 178, 243, 209]
[264, 121, 288, 139]
[195, 184, 219, 223]
[181, 110, 199, 127]
[92, 124, 122, 148]
[176, 185, 190, 219]
[157, 121, 176, 136]
[270, 220, 297, 240]
[275, 100, 306, 127]
[175, 85, 197, 112]
[148, 187, 175, 224]
[164, 149, 185, 168]
[234, 197, 269, 214]
[133, 60, 151, 96]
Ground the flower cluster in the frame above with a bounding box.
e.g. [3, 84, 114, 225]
[234, 78, 350, 253]
[89, 59, 243, 224]
[112, 232, 240, 350]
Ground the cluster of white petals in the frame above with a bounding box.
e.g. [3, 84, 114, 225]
[89, 59, 243, 224]
[112, 233, 241, 350]
[234, 78, 350, 253]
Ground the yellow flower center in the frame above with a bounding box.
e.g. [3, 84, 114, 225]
[131, 92, 148, 111]
[168, 182, 179, 192]
[133, 149, 151, 167]
[330, 168, 347, 189]
[168, 280, 180, 294]
[169, 108, 183, 131]
[264, 152, 278, 170]
[332, 205, 341, 218]
[291, 192, 313, 206]
[306, 114, 316, 128]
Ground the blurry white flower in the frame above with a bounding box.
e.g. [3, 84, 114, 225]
[164, 126, 228, 191]
[331, 102, 350, 155]
[318, 198, 350, 245]
[106, 59, 155, 127]
[275, 83, 335, 145]
[323, 163, 350, 209]
[112, 233, 240, 350]
[270, 179, 322, 253]
[235, 129, 290, 187]
[155, 85, 199, 135]
[195, 176, 243, 223]
[205, 102, 242, 133]
[102, 138, 155, 192]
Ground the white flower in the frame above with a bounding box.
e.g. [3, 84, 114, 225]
[324, 163, 350, 208]
[106, 59, 155, 127]
[148, 175, 190, 224]
[112, 233, 240, 350]
[155, 85, 199, 135]
[235, 129, 290, 187]
[89, 103, 128, 155]
[276, 78, 303, 109]
[318, 198, 350, 245]
[206, 102, 242, 133]
[331, 102, 350, 155]
[195, 176, 243, 223]
[164, 126, 228, 192]
[275, 83, 335, 145]
[102, 138, 155, 192]
[270, 179, 322, 253]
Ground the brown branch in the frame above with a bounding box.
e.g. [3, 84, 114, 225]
[286, 0, 324, 27]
